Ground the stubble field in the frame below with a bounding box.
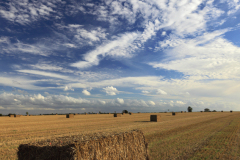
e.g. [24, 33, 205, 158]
[0, 112, 239, 159]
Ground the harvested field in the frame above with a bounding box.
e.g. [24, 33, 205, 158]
[0, 112, 239, 159]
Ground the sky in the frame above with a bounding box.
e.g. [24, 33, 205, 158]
[0, 0, 240, 114]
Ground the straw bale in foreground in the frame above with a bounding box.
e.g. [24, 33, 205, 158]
[114, 113, 121, 117]
[66, 114, 74, 118]
[150, 115, 161, 122]
[17, 130, 149, 160]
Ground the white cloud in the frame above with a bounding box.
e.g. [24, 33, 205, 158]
[161, 31, 166, 36]
[30, 63, 64, 71]
[98, 100, 106, 105]
[148, 101, 155, 106]
[151, 35, 240, 80]
[63, 43, 77, 48]
[116, 98, 124, 104]
[0, 106, 4, 109]
[82, 89, 91, 96]
[103, 86, 118, 96]
[64, 86, 74, 91]
[17, 70, 70, 80]
[0, 92, 89, 109]
[176, 101, 186, 105]
[141, 90, 150, 94]
[156, 89, 167, 95]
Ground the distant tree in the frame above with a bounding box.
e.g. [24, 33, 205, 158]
[122, 110, 129, 113]
[26, 112, 28, 115]
[187, 106, 193, 112]
[204, 108, 210, 112]
[0, 113, 2, 116]
[213, 110, 217, 112]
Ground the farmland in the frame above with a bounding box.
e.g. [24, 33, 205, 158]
[0, 112, 239, 159]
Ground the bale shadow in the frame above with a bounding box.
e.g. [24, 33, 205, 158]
[18, 144, 75, 160]
[134, 121, 152, 123]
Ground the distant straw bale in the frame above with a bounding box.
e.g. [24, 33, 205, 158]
[172, 112, 176, 116]
[66, 114, 74, 118]
[150, 115, 161, 122]
[122, 113, 125, 115]
[17, 130, 149, 160]
[15, 115, 21, 117]
[9, 115, 14, 117]
[114, 113, 121, 117]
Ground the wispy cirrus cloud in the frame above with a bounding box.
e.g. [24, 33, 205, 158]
[0, 0, 65, 25]
[71, 32, 140, 68]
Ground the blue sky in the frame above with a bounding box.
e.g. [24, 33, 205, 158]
[0, 0, 240, 114]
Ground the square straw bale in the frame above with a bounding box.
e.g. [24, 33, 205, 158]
[114, 113, 121, 117]
[150, 115, 161, 122]
[14, 115, 21, 117]
[66, 114, 74, 118]
[17, 130, 149, 160]
[9, 114, 14, 117]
